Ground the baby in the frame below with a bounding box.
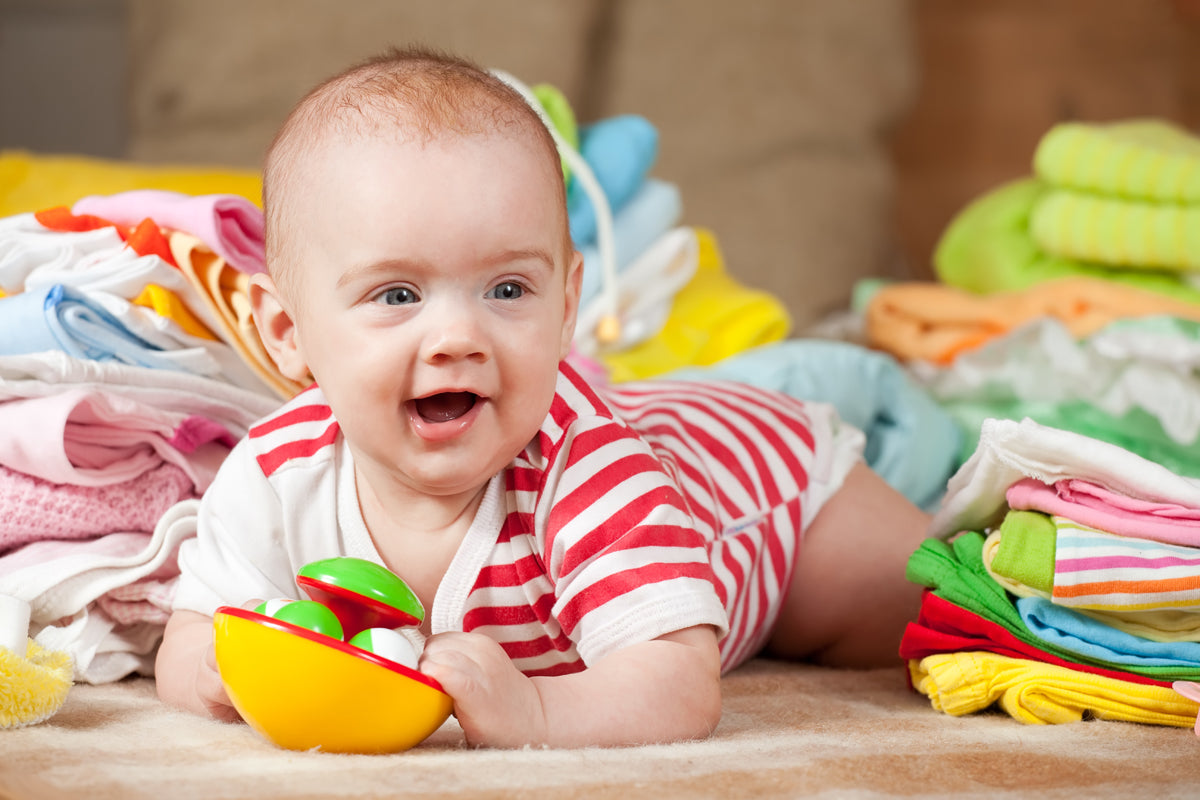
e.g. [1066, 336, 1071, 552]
[155, 46, 932, 748]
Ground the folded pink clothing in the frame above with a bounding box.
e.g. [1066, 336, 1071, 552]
[0, 461, 196, 554]
[1007, 477, 1200, 546]
[0, 388, 236, 491]
[73, 189, 266, 275]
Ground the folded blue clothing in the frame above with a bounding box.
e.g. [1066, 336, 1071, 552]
[0, 283, 179, 370]
[1018, 596, 1200, 668]
[664, 339, 962, 511]
[578, 179, 682, 311]
[568, 115, 659, 246]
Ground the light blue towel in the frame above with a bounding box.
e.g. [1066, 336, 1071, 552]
[578, 179, 682, 311]
[0, 283, 179, 370]
[664, 339, 962, 511]
[1018, 595, 1200, 668]
[568, 115, 659, 246]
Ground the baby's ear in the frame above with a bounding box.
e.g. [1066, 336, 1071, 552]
[559, 249, 584, 360]
[248, 272, 311, 382]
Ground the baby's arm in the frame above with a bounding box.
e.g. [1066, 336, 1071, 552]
[419, 625, 722, 748]
[155, 609, 242, 722]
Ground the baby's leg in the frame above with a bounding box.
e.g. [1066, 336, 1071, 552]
[765, 461, 932, 668]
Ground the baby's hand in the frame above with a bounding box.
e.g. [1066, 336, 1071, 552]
[418, 632, 547, 748]
[198, 640, 242, 723]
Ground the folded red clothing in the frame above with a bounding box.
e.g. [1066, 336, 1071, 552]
[900, 590, 1171, 688]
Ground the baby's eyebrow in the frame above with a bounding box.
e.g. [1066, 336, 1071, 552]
[482, 248, 556, 272]
[335, 258, 421, 289]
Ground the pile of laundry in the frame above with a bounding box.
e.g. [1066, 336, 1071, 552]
[0, 195, 282, 682]
[858, 120, 1200, 477]
[901, 416, 1200, 729]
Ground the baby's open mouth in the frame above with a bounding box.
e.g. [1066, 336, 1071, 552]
[413, 392, 479, 423]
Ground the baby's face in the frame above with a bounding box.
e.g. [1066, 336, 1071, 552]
[282, 130, 581, 500]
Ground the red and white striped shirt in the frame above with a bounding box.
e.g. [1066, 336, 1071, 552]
[174, 362, 846, 675]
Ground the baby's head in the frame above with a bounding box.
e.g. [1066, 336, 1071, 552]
[262, 46, 571, 301]
[251, 47, 584, 500]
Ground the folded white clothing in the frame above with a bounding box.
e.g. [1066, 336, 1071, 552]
[929, 417, 1200, 540]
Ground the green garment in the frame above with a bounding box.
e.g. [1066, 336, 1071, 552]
[905, 532, 1200, 681]
[532, 83, 578, 185]
[991, 510, 1056, 595]
[933, 178, 1200, 305]
[939, 399, 1200, 479]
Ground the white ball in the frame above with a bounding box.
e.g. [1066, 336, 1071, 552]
[255, 598, 294, 617]
[349, 628, 419, 671]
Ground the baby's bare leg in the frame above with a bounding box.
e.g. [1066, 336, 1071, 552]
[765, 461, 932, 668]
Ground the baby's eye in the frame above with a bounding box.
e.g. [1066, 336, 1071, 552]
[376, 286, 419, 305]
[487, 282, 525, 301]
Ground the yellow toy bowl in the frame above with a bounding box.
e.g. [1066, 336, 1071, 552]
[213, 606, 453, 754]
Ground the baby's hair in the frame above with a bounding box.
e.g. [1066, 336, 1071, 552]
[262, 45, 568, 299]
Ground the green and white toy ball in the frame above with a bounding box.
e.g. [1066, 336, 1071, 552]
[348, 628, 420, 671]
[266, 599, 344, 640]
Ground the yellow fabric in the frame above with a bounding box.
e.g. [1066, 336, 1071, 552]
[131, 283, 220, 341]
[1030, 191, 1200, 273]
[0, 149, 261, 218]
[167, 232, 308, 400]
[0, 639, 73, 729]
[1030, 121, 1200, 272]
[908, 651, 1198, 727]
[601, 228, 791, 382]
[864, 275, 1200, 364]
[1033, 120, 1200, 203]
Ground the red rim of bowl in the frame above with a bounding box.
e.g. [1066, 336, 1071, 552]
[296, 574, 423, 629]
[216, 605, 447, 695]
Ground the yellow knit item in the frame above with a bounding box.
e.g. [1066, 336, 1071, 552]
[1030, 191, 1200, 272]
[1033, 119, 1200, 203]
[0, 638, 74, 728]
[909, 651, 1198, 727]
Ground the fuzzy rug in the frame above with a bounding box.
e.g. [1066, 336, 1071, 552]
[4, 658, 1200, 799]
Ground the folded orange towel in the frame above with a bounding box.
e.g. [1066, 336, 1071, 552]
[865, 276, 1200, 364]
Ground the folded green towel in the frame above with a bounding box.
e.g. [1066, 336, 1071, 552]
[934, 177, 1200, 305]
[991, 510, 1057, 595]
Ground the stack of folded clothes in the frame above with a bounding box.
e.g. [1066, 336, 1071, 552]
[0, 196, 281, 682]
[859, 119, 1200, 477]
[901, 416, 1200, 727]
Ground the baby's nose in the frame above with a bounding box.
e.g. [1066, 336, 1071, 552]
[419, 307, 488, 363]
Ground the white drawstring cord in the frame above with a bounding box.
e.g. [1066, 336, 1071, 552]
[489, 69, 621, 347]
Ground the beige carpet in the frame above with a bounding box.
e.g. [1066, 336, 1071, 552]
[4, 658, 1200, 799]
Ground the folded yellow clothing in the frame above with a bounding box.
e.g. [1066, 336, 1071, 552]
[1033, 119, 1200, 203]
[0, 149, 261, 218]
[600, 228, 791, 382]
[864, 275, 1200, 364]
[909, 651, 1198, 727]
[1031, 190, 1200, 272]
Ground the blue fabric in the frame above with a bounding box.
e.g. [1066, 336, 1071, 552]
[568, 115, 659, 246]
[0, 283, 176, 369]
[664, 339, 962, 511]
[578, 179, 682, 310]
[1018, 596, 1200, 668]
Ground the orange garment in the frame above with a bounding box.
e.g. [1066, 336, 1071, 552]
[34, 206, 179, 268]
[167, 231, 309, 400]
[865, 276, 1200, 364]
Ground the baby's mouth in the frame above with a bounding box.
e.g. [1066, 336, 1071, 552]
[413, 392, 479, 423]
